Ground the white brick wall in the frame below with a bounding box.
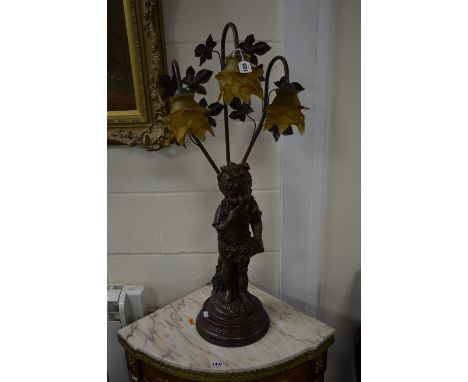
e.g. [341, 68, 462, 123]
[108, 0, 283, 310]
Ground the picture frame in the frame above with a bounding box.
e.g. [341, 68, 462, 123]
[107, 0, 170, 150]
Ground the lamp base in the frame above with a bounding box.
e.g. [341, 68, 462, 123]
[196, 291, 270, 347]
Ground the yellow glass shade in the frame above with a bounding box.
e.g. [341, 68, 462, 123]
[264, 89, 309, 135]
[215, 55, 263, 105]
[168, 93, 213, 145]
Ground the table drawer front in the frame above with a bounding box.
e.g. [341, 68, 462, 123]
[256, 363, 308, 382]
[141, 361, 309, 382]
[142, 362, 190, 382]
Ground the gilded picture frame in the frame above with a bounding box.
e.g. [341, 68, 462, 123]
[107, 0, 170, 150]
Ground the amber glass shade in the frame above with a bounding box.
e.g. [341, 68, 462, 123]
[215, 55, 263, 105]
[264, 89, 309, 135]
[168, 93, 213, 145]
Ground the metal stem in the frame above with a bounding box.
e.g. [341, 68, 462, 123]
[223, 105, 230, 163]
[246, 114, 258, 131]
[221, 22, 240, 69]
[213, 50, 222, 67]
[242, 55, 290, 164]
[220, 22, 240, 163]
[191, 134, 220, 174]
[171, 59, 184, 93]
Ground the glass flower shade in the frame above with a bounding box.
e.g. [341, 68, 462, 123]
[215, 54, 263, 105]
[264, 89, 309, 135]
[168, 92, 213, 145]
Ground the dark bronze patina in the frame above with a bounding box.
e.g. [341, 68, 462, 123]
[196, 162, 270, 346]
[161, 22, 306, 347]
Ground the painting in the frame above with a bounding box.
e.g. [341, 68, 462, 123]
[107, 0, 170, 151]
[108, 0, 136, 111]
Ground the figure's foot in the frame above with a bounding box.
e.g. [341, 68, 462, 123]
[224, 290, 233, 304]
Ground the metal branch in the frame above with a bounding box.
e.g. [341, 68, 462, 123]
[262, 56, 290, 111]
[223, 106, 231, 163]
[220, 22, 240, 164]
[212, 50, 223, 68]
[190, 134, 220, 174]
[221, 22, 240, 70]
[242, 55, 290, 164]
[171, 60, 184, 94]
[246, 115, 257, 131]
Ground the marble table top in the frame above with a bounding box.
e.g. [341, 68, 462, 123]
[118, 284, 334, 376]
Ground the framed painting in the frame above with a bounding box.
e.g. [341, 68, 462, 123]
[107, 0, 170, 150]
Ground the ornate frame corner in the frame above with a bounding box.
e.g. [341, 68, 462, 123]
[107, 0, 170, 151]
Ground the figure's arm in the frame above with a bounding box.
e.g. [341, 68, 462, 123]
[213, 203, 248, 232]
[212, 204, 226, 231]
[213, 216, 231, 232]
[249, 198, 264, 251]
[213, 203, 236, 232]
[252, 220, 263, 245]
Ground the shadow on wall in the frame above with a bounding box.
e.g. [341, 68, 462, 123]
[320, 270, 361, 382]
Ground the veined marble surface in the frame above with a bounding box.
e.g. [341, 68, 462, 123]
[118, 284, 334, 374]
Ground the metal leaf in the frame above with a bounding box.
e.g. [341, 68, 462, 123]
[274, 76, 305, 92]
[208, 116, 217, 127]
[206, 102, 223, 116]
[269, 125, 294, 141]
[194, 69, 213, 84]
[245, 34, 255, 46]
[229, 97, 242, 110]
[198, 98, 208, 108]
[185, 66, 195, 80]
[158, 74, 178, 98]
[252, 41, 271, 56]
[291, 82, 305, 92]
[249, 54, 258, 66]
[194, 34, 217, 66]
[229, 110, 246, 122]
[274, 76, 288, 88]
[188, 83, 206, 95]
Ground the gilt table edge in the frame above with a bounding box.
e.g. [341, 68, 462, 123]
[118, 332, 334, 382]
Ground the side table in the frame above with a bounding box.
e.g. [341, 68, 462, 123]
[118, 285, 334, 382]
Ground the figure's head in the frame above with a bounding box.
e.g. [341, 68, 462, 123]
[217, 162, 252, 207]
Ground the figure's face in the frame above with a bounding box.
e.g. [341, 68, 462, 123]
[225, 186, 251, 208]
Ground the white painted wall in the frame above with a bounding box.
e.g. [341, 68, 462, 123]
[282, 1, 360, 381]
[320, 0, 361, 381]
[281, 0, 332, 319]
[107, 0, 284, 311]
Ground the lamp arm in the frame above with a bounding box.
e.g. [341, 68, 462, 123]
[220, 22, 240, 69]
[242, 55, 290, 164]
[171, 60, 185, 94]
[220, 22, 240, 164]
[190, 134, 221, 174]
[171, 59, 220, 174]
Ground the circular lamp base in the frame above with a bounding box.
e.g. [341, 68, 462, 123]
[196, 292, 270, 347]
